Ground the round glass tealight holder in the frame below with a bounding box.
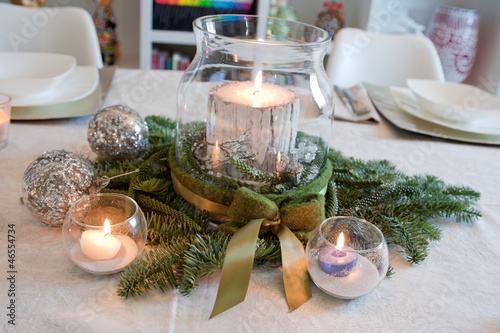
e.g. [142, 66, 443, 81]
[62, 193, 147, 275]
[306, 216, 389, 299]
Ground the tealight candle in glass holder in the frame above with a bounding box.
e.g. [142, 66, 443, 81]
[62, 193, 147, 275]
[306, 216, 389, 299]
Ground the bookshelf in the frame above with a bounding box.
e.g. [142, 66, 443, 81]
[139, 0, 271, 70]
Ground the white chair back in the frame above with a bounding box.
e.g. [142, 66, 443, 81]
[326, 27, 444, 87]
[0, 3, 103, 68]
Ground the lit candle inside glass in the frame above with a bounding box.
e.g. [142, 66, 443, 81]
[81, 219, 122, 261]
[206, 70, 299, 174]
[318, 232, 358, 277]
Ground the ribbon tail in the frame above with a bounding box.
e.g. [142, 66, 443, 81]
[210, 218, 264, 319]
[275, 224, 312, 312]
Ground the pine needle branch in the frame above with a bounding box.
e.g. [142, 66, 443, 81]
[231, 158, 274, 183]
[325, 180, 338, 218]
[117, 247, 178, 298]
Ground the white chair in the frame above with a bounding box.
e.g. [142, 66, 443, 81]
[0, 3, 103, 68]
[326, 27, 445, 87]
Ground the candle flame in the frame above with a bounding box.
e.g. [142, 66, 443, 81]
[103, 218, 111, 235]
[252, 70, 263, 107]
[336, 232, 345, 249]
[277, 151, 281, 164]
[253, 70, 262, 95]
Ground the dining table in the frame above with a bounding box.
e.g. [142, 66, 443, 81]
[1, 68, 499, 333]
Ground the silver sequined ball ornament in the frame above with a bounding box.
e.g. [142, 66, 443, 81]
[88, 104, 149, 160]
[22, 149, 104, 227]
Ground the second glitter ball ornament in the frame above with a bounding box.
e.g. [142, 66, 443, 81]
[22, 149, 107, 227]
[88, 104, 149, 160]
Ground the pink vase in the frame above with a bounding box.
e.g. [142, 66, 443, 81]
[425, 5, 479, 82]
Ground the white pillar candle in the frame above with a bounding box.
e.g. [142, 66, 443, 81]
[206, 70, 299, 174]
[81, 219, 122, 261]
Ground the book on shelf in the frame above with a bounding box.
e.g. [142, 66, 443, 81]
[151, 49, 191, 70]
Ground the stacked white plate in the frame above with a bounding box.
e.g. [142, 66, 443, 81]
[0, 52, 100, 120]
[363, 82, 500, 146]
[390, 79, 500, 137]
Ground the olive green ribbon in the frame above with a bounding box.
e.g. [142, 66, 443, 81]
[209, 216, 311, 318]
[171, 174, 316, 318]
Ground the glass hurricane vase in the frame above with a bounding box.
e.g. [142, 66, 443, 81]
[175, 15, 333, 194]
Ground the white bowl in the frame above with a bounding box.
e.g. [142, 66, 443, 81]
[0, 52, 76, 97]
[407, 79, 500, 123]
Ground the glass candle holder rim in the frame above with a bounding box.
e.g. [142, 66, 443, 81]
[192, 14, 332, 47]
[318, 216, 386, 254]
[67, 193, 140, 229]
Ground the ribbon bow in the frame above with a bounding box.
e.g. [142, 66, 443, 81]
[209, 187, 312, 318]
[169, 145, 332, 318]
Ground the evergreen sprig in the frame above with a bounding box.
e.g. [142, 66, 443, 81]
[231, 158, 274, 183]
[94, 116, 482, 298]
[327, 149, 481, 264]
[117, 246, 177, 298]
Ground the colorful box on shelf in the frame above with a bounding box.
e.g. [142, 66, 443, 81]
[152, 0, 254, 31]
[154, 0, 253, 10]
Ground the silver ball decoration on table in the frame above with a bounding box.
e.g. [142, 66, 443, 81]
[88, 104, 149, 160]
[22, 149, 106, 227]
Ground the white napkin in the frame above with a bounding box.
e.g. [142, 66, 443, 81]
[333, 84, 381, 123]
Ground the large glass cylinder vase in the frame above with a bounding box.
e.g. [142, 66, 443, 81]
[176, 15, 333, 194]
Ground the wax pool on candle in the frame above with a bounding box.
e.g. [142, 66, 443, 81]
[213, 81, 296, 108]
[81, 219, 122, 260]
[318, 233, 358, 277]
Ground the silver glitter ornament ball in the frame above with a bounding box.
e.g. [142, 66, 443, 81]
[88, 104, 149, 160]
[22, 150, 101, 227]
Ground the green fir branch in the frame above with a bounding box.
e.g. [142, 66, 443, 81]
[325, 180, 338, 218]
[117, 247, 178, 298]
[136, 193, 203, 232]
[132, 178, 172, 196]
[231, 158, 274, 183]
[178, 234, 230, 296]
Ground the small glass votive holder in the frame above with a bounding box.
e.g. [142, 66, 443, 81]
[0, 93, 11, 151]
[306, 216, 389, 299]
[62, 193, 147, 275]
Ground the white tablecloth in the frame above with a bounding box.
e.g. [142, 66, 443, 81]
[1, 69, 499, 333]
